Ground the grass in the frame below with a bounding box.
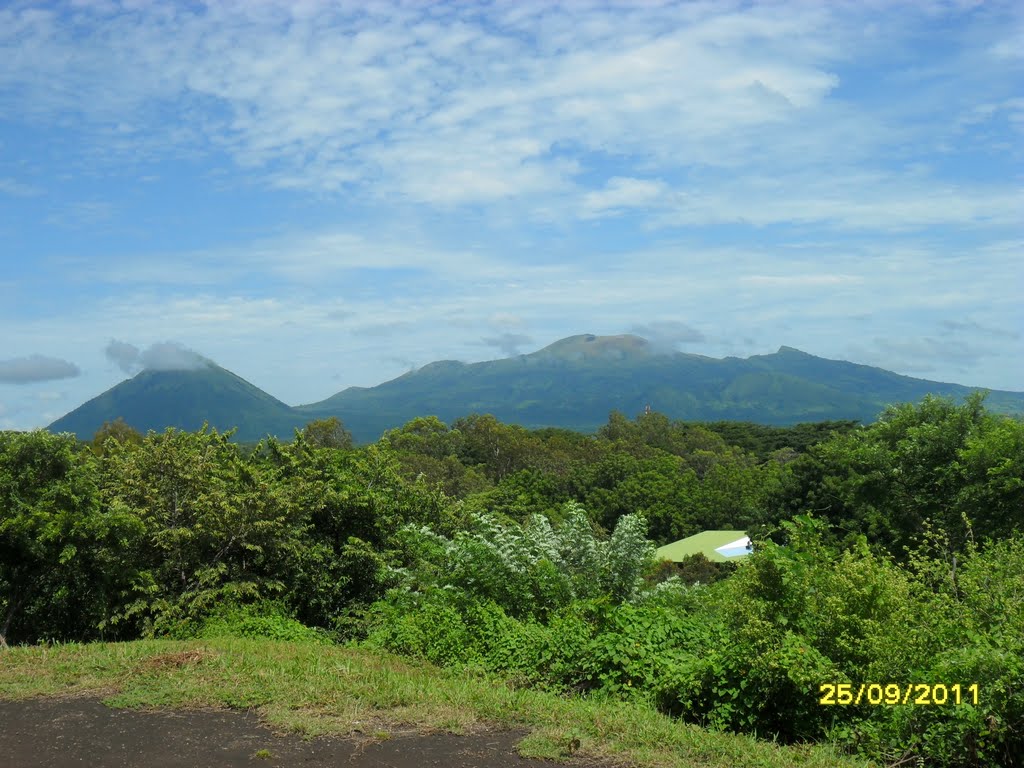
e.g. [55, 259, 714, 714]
[0, 637, 873, 768]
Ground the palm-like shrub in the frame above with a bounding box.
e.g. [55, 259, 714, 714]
[389, 501, 654, 620]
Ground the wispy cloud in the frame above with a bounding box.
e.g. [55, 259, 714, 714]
[852, 336, 993, 379]
[941, 319, 1021, 340]
[582, 177, 669, 219]
[4, 1, 1016, 227]
[741, 274, 863, 288]
[105, 339, 140, 373]
[0, 177, 42, 197]
[480, 333, 534, 357]
[629, 321, 706, 352]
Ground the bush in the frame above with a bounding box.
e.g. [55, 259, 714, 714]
[362, 589, 478, 667]
[198, 603, 331, 644]
[388, 502, 655, 621]
[366, 509, 1024, 767]
[158, 601, 330, 644]
[845, 534, 1024, 767]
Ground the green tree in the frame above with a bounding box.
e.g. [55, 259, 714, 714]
[265, 437, 455, 630]
[382, 417, 490, 497]
[462, 469, 567, 523]
[91, 418, 142, 455]
[100, 427, 305, 635]
[768, 394, 1021, 556]
[383, 416, 463, 459]
[598, 410, 730, 460]
[0, 431, 132, 645]
[301, 416, 353, 450]
[452, 414, 533, 482]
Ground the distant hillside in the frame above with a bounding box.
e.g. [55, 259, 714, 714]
[48, 334, 1024, 443]
[297, 334, 1024, 441]
[48, 362, 301, 442]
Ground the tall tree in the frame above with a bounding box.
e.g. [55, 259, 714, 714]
[0, 431, 127, 645]
[91, 418, 143, 455]
[301, 416, 353, 450]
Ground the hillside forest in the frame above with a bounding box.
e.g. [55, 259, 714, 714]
[2, 393, 1022, 766]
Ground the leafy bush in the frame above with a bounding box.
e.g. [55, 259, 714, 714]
[197, 602, 331, 644]
[662, 515, 1024, 767]
[365, 503, 675, 693]
[844, 534, 1024, 767]
[0, 430, 139, 645]
[388, 502, 654, 621]
[587, 600, 723, 703]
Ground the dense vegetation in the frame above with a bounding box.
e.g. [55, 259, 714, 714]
[3, 394, 1023, 766]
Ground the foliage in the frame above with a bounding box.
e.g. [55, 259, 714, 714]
[0, 430, 137, 645]
[368, 504, 1024, 766]
[300, 416, 353, 451]
[849, 533, 1024, 767]
[4, 393, 1024, 765]
[256, 436, 455, 630]
[98, 427, 306, 637]
[385, 502, 654, 621]
[767, 393, 1024, 556]
[91, 418, 142, 455]
[700, 420, 860, 461]
[193, 602, 331, 644]
[650, 553, 736, 586]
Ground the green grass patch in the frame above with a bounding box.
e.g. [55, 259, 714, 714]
[0, 637, 872, 768]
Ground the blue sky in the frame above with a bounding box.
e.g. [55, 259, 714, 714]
[1, 0, 1021, 431]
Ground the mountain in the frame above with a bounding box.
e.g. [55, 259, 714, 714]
[296, 334, 1024, 441]
[48, 334, 1024, 443]
[48, 361, 301, 442]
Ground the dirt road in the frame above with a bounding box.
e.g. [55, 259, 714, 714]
[0, 698, 583, 768]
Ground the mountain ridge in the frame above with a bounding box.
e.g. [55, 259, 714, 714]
[47, 335, 1024, 443]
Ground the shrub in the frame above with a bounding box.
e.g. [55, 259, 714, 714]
[199, 603, 330, 644]
[388, 502, 655, 621]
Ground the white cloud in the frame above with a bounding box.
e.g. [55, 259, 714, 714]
[82, 229, 509, 289]
[0, 1, 887, 211]
[653, 173, 1024, 231]
[629, 321, 706, 351]
[105, 339, 140, 373]
[103, 340, 209, 374]
[139, 342, 209, 372]
[480, 333, 534, 357]
[582, 177, 669, 219]
[989, 29, 1024, 61]
[1, 0, 1022, 430]
[1, 0, 1017, 234]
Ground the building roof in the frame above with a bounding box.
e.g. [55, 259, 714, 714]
[655, 530, 752, 563]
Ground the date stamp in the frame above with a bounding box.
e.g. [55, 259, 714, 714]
[819, 683, 979, 706]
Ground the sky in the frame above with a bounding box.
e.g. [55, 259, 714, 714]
[1, 0, 1022, 431]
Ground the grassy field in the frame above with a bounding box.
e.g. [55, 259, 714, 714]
[0, 636, 872, 768]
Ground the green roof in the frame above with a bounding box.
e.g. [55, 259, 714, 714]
[655, 530, 751, 563]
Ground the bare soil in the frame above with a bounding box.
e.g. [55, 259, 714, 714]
[0, 697, 589, 768]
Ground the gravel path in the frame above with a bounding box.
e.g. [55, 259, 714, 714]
[0, 698, 581, 768]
